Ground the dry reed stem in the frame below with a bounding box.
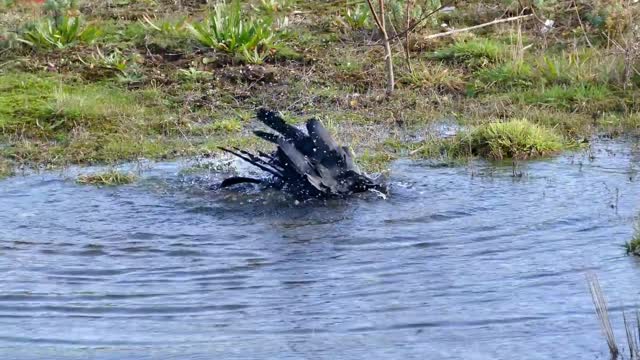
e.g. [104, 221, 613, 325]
[587, 272, 619, 359]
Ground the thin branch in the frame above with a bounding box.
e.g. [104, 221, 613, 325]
[387, 0, 455, 43]
[378, 0, 386, 29]
[421, 14, 534, 40]
[404, 0, 413, 74]
[365, 0, 394, 95]
[572, 0, 593, 47]
[365, 0, 384, 32]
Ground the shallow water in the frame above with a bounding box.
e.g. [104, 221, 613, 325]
[1, 140, 640, 360]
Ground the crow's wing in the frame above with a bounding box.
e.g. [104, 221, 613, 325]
[305, 118, 356, 177]
[276, 137, 313, 175]
[341, 146, 359, 172]
[314, 162, 338, 193]
[253, 130, 280, 144]
[256, 109, 317, 155]
[256, 109, 305, 142]
[275, 137, 333, 193]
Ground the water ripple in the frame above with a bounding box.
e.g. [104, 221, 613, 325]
[0, 142, 639, 359]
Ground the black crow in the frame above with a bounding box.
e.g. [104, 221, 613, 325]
[219, 108, 387, 199]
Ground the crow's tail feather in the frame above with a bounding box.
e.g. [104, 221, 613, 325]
[220, 177, 263, 188]
[219, 147, 282, 178]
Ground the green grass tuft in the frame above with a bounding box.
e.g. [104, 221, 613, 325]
[76, 170, 137, 186]
[414, 137, 469, 162]
[625, 222, 640, 256]
[476, 62, 534, 89]
[457, 119, 565, 160]
[511, 84, 619, 112]
[0, 159, 14, 179]
[356, 150, 396, 173]
[429, 38, 508, 67]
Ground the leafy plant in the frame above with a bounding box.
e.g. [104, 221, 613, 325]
[19, 16, 99, 49]
[256, 0, 294, 14]
[241, 45, 274, 64]
[80, 47, 144, 81]
[91, 48, 129, 72]
[141, 14, 188, 37]
[344, 2, 371, 29]
[187, 0, 276, 63]
[178, 67, 212, 82]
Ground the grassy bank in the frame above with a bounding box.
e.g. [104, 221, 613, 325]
[1, 0, 639, 175]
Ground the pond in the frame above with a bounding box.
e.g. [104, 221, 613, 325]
[1, 140, 639, 360]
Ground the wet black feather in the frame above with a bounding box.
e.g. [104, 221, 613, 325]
[219, 108, 387, 199]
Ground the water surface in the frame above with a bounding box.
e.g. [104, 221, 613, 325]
[1, 140, 639, 360]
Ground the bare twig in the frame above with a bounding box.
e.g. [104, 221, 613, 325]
[404, 0, 413, 74]
[572, 0, 593, 48]
[602, 29, 640, 90]
[365, 0, 394, 95]
[421, 14, 535, 40]
[387, 0, 455, 43]
[365, 0, 384, 32]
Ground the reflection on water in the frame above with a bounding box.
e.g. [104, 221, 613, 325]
[1, 140, 639, 360]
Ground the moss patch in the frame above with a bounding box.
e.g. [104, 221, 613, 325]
[0, 72, 161, 138]
[0, 72, 191, 166]
[457, 119, 566, 160]
[76, 170, 137, 186]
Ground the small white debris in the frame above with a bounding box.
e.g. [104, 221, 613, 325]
[541, 19, 554, 34]
[370, 189, 387, 200]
